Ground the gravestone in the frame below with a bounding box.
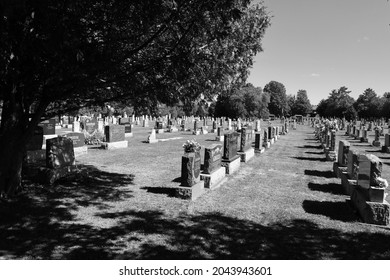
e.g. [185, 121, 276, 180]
[85, 118, 98, 134]
[382, 134, 390, 153]
[46, 137, 75, 169]
[347, 150, 359, 180]
[39, 118, 56, 135]
[223, 132, 239, 161]
[263, 129, 269, 148]
[360, 129, 368, 143]
[337, 140, 350, 167]
[104, 125, 125, 142]
[372, 128, 381, 147]
[357, 154, 385, 190]
[63, 132, 85, 148]
[119, 117, 130, 125]
[239, 127, 252, 152]
[254, 132, 264, 153]
[203, 144, 222, 174]
[181, 151, 201, 187]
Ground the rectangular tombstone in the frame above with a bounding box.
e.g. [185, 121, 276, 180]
[223, 131, 239, 161]
[268, 126, 272, 140]
[85, 118, 98, 134]
[254, 132, 262, 150]
[347, 150, 359, 180]
[64, 132, 85, 148]
[181, 152, 201, 187]
[386, 134, 390, 147]
[46, 136, 75, 169]
[239, 127, 252, 152]
[124, 124, 132, 134]
[337, 140, 350, 167]
[104, 125, 125, 142]
[358, 154, 383, 190]
[203, 144, 222, 174]
[119, 117, 130, 125]
[330, 130, 336, 151]
[39, 118, 56, 135]
[263, 130, 269, 147]
[217, 127, 223, 136]
[26, 126, 44, 151]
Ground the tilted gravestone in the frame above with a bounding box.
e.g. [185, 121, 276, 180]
[46, 136, 75, 169]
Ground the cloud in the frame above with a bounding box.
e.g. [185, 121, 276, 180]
[310, 73, 320, 77]
[357, 36, 369, 42]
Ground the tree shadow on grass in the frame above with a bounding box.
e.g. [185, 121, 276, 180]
[302, 200, 358, 223]
[365, 149, 383, 153]
[293, 157, 327, 162]
[305, 170, 335, 178]
[308, 182, 345, 195]
[2, 198, 390, 259]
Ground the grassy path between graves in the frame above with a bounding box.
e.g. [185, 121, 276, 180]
[1, 124, 390, 259]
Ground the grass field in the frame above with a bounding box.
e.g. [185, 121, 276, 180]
[1, 122, 390, 259]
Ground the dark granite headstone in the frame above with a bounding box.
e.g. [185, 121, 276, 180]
[203, 144, 222, 174]
[223, 132, 239, 161]
[337, 140, 350, 167]
[239, 127, 252, 152]
[26, 126, 44, 151]
[156, 121, 163, 130]
[64, 132, 85, 148]
[268, 126, 273, 140]
[347, 150, 359, 180]
[124, 124, 132, 133]
[255, 132, 262, 150]
[39, 118, 56, 135]
[104, 125, 125, 142]
[181, 151, 201, 186]
[358, 154, 383, 189]
[263, 130, 268, 147]
[46, 136, 75, 169]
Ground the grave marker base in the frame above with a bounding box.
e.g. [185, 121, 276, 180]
[200, 167, 226, 190]
[332, 162, 347, 178]
[340, 172, 356, 196]
[381, 146, 390, 153]
[101, 140, 128, 150]
[255, 147, 265, 154]
[125, 132, 133, 137]
[38, 165, 78, 185]
[156, 129, 165, 134]
[74, 146, 88, 158]
[350, 188, 390, 225]
[221, 156, 241, 175]
[176, 181, 205, 201]
[237, 148, 255, 163]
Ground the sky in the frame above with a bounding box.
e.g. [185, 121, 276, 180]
[247, 0, 390, 105]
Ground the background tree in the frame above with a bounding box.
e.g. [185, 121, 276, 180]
[0, 0, 271, 195]
[316, 86, 356, 120]
[292, 89, 312, 115]
[263, 81, 288, 117]
[354, 88, 381, 119]
[380, 92, 390, 119]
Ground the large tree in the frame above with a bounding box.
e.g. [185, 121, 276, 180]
[316, 86, 356, 119]
[0, 0, 271, 195]
[354, 88, 381, 119]
[263, 80, 288, 117]
[292, 89, 312, 116]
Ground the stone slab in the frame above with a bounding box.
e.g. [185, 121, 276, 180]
[350, 188, 390, 225]
[176, 181, 205, 201]
[38, 165, 78, 185]
[25, 150, 46, 164]
[340, 171, 356, 196]
[101, 140, 128, 150]
[221, 156, 241, 175]
[237, 148, 255, 163]
[125, 132, 134, 138]
[255, 147, 265, 154]
[270, 138, 275, 145]
[74, 146, 88, 158]
[200, 167, 226, 190]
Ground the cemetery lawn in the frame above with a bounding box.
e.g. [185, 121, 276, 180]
[2, 124, 390, 259]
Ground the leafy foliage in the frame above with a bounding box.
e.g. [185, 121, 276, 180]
[263, 81, 288, 117]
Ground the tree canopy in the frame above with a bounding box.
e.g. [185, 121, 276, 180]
[0, 0, 271, 195]
[263, 80, 288, 117]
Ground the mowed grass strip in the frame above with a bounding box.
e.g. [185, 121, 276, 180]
[1, 123, 390, 259]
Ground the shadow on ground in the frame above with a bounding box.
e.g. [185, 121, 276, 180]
[305, 170, 335, 178]
[2, 175, 390, 259]
[308, 182, 345, 195]
[297, 145, 322, 149]
[305, 151, 324, 155]
[293, 157, 327, 162]
[302, 200, 358, 223]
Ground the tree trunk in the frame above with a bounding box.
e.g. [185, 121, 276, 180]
[0, 120, 27, 197]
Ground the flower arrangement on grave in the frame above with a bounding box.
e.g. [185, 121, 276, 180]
[182, 139, 201, 153]
[83, 129, 104, 145]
